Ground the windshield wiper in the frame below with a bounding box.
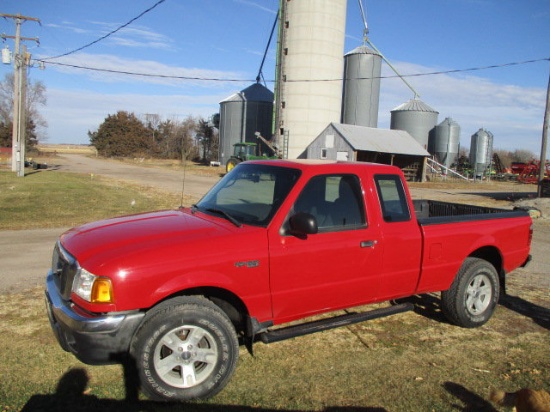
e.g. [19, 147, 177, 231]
[205, 208, 242, 227]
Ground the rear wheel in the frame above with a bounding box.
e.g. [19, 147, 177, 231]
[130, 296, 239, 401]
[441, 257, 499, 328]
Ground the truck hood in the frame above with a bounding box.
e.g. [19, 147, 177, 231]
[60, 208, 235, 270]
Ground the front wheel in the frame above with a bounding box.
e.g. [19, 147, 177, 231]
[441, 257, 499, 328]
[130, 296, 239, 401]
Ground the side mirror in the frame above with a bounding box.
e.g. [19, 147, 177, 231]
[289, 212, 318, 237]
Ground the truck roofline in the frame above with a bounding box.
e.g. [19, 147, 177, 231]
[243, 159, 403, 173]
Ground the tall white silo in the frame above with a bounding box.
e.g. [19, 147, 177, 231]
[274, 0, 347, 159]
[470, 128, 494, 177]
[432, 117, 460, 169]
[341, 45, 382, 127]
[390, 98, 439, 150]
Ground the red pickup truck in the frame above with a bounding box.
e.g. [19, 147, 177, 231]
[45, 160, 532, 401]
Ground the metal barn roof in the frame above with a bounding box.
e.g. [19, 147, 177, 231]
[329, 122, 430, 157]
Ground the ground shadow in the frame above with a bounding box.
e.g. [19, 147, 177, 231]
[394, 293, 448, 324]
[500, 293, 550, 330]
[443, 382, 498, 412]
[396, 291, 550, 331]
[21, 368, 387, 412]
[462, 191, 537, 201]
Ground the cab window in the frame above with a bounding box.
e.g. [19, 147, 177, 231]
[291, 174, 366, 232]
[374, 174, 411, 222]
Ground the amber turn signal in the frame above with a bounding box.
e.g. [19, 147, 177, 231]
[91, 278, 114, 303]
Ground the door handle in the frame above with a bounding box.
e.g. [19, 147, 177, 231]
[360, 240, 377, 248]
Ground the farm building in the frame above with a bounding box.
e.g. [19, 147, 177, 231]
[305, 122, 430, 181]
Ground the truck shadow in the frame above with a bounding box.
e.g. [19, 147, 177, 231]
[396, 292, 550, 330]
[394, 293, 448, 324]
[462, 191, 537, 201]
[21, 368, 387, 412]
[500, 293, 550, 330]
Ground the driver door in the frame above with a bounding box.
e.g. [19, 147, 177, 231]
[268, 174, 383, 324]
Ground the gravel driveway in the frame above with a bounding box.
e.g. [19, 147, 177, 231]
[1, 155, 548, 293]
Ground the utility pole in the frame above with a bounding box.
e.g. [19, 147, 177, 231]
[538, 69, 550, 197]
[1, 13, 40, 177]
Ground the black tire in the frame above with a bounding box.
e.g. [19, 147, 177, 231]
[226, 158, 240, 173]
[441, 257, 499, 328]
[130, 296, 239, 401]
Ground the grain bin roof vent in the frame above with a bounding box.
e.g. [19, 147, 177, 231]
[391, 98, 438, 113]
[220, 83, 274, 103]
[344, 45, 381, 57]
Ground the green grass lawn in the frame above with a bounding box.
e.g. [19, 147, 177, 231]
[0, 169, 192, 230]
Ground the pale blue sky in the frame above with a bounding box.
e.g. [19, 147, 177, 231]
[1, 0, 549, 155]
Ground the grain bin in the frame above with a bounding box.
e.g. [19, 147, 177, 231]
[432, 117, 460, 169]
[341, 45, 382, 128]
[390, 98, 438, 149]
[470, 128, 494, 178]
[219, 83, 274, 166]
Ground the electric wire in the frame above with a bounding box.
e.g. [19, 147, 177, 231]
[29, 0, 548, 85]
[38, 56, 550, 83]
[41, 0, 166, 61]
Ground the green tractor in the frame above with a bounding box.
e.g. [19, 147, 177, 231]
[225, 133, 282, 173]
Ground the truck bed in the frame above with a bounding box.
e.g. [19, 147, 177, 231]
[413, 199, 529, 225]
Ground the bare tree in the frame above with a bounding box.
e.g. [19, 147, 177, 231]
[196, 118, 217, 163]
[0, 73, 47, 145]
[510, 149, 536, 163]
[493, 149, 513, 168]
[177, 116, 198, 163]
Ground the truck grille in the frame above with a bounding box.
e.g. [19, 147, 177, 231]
[51, 242, 79, 300]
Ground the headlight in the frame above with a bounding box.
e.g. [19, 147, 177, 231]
[73, 268, 114, 303]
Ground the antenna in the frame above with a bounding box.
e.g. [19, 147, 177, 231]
[357, 0, 420, 99]
[180, 150, 187, 207]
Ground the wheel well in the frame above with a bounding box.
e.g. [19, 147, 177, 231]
[158, 287, 249, 335]
[468, 246, 502, 273]
[468, 246, 505, 291]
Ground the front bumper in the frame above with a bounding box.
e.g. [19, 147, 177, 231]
[45, 270, 145, 365]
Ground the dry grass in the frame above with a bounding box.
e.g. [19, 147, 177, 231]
[36, 144, 98, 155]
[0, 167, 548, 411]
[0, 275, 547, 411]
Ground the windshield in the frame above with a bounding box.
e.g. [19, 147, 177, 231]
[196, 163, 301, 227]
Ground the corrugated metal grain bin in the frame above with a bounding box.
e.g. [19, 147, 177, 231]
[341, 45, 382, 128]
[431, 117, 460, 169]
[219, 83, 274, 166]
[390, 98, 438, 149]
[470, 128, 494, 178]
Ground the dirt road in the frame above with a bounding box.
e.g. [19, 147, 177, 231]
[1, 155, 548, 293]
[50, 153, 221, 198]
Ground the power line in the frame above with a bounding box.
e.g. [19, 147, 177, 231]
[41, 60, 248, 82]
[41, 0, 166, 61]
[38, 56, 550, 83]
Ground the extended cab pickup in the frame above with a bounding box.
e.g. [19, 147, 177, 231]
[45, 160, 532, 401]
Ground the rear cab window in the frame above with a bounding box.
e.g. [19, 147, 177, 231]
[374, 174, 411, 222]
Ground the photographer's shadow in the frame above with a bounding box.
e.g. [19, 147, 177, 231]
[21, 367, 154, 412]
[22, 367, 385, 411]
